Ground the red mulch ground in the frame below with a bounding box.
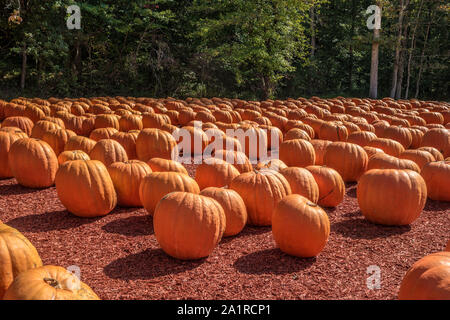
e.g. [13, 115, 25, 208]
[0, 165, 448, 300]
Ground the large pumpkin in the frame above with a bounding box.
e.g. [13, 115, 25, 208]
[200, 187, 247, 237]
[318, 122, 348, 142]
[399, 150, 435, 171]
[139, 171, 200, 215]
[357, 169, 427, 225]
[420, 160, 450, 201]
[306, 165, 345, 207]
[368, 153, 420, 173]
[213, 149, 253, 173]
[381, 126, 413, 149]
[310, 139, 332, 165]
[280, 167, 319, 203]
[398, 251, 450, 300]
[347, 131, 377, 147]
[195, 158, 240, 190]
[111, 131, 139, 160]
[230, 169, 291, 226]
[108, 160, 152, 207]
[323, 142, 368, 182]
[0, 223, 43, 298]
[30, 120, 61, 140]
[8, 138, 58, 188]
[42, 129, 77, 155]
[64, 136, 96, 154]
[55, 160, 117, 217]
[136, 128, 178, 161]
[154, 192, 226, 260]
[272, 194, 330, 257]
[3, 265, 100, 300]
[89, 139, 128, 167]
[421, 128, 450, 158]
[367, 138, 405, 157]
[279, 139, 316, 167]
[147, 157, 188, 175]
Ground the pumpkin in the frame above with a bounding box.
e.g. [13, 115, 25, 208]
[306, 166, 345, 207]
[147, 157, 188, 175]
[0, 223, 43, 298]
[230, 169, 291, 226]
[272, 194, 330, 257]
[89, 139, 128, 167]
[200, 187, 247, 237]
[30, 120, 61, 140]
[280, 167, 319, 203]
[1, 116, 34, 136]
[94, 114, 120, 130]
[347, 131, 377, 147]
[110, 131, 139, 160]
[368, 153, 420, 172]
[57, 150, 90, 165]
[357, 169, 427, 225]
[367, 138, 405, 157]
[0, 132, 21, 178]
[284, 128, 311, 142]
[408, 128, 424, 149]
[64, 136, 97, 154]
[154, 192, 225, 260]
[418, 146, 444, 161]
[381, 126, 413, 149]
[8, 138, 58, 188]
[399, 150, 435, 171]
[42, 129, 77, 155]
[310, 139, 332, 165]
[195, 158, 240, 190]
[108, 160, 152, 207]
[119, 114, 143, 131]
[55, 160, 117, 217]
[3, 265, 100, 300]
[175, 126, 209, 156]
[323, 142, 368, 182]
[318, 122, 348, 142]
[279, 139, 315, 167]
[213, 150, 253, 173]
[136, 128, 178, 161]
[139, 171, 200, 215]
[89, 127, 119, 142]
[255, 159, 288, 172]
[398, 251, 450, 300]
[420, 160, 450, 201]
[421, 128, 450, 158]
[142, 113, 171, 129]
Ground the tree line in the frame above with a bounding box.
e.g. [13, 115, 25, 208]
[0, 0, 448, 100]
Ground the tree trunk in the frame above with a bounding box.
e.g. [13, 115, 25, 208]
[310, 6, 316, 57]
[369, 28, 380, 99]
[405, 0, 424, 99]
[20, 42, 27, 90]
[395, 23, 409, 99]
[415, 12, 432, 99]
[390, 0, 409, 98]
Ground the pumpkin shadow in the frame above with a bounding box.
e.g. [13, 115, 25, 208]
[104, 248, 204, 280]
[423, 199, 450, 212]
[220, 226, 271, 245]
[233, 248, 316, 275]
[0, 180, 46, 196]
[6, 210, 99, 232]
[102, 215, 154, 236]
[346, 186, 357, 198]
[332, 215, 411, 240]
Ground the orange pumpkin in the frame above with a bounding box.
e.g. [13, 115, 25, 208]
[323, 142, 368, 182]
[3, 265, 100, 300]
[368, 153, 420, 172]
[0, 132, 21, 178]
[418, 146, 444, 161]
[57, 150, 90, 165]
[310, 139, 332, 165]
[230, 169, 291, 226]
[272, 194, 330, 257]
[318, 122, 348, 142]
[381, 126, 413, 149]
[147, 157, 188, 175]
[111, 131, 139, 160]
[89, 127, 119, 142]
[421, 128, 450, 158]
[357, 169, 427, 225]
[154, 192, 225, 260]
[367, 138, 405, 157]
[347, 131, 377, 147]
[306, 166, 345, 207]
[1, 116, 34, 136]
[420, 160, 450, 201]
[399, 150, 435, 171]
[195, 158, 240, 190]
[279, 139, 315, 167]
[119, 114, 143, 131]
[30, 120, 61, 140]
[8, 138, 58, 188]
[55, 160, 117, 217]
[363, 146, 385, 159]
[42, 129, 77, 155]
[398, 251, 450, 300]
[94, 114, 120, 130]
[108, 160, 152, 207]
[139, 171, 200, 215]
[64, 136, 97, 154]
[200, 187, 247, 237]
[136, 128, 178, 161]
[89, 139, 128, 167]
[0, 223, 43, 298]
[280, 167, 319, 203]
[213, 150, 253, 173]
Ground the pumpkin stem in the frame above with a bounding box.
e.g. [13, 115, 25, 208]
[44, 277, 62, 289]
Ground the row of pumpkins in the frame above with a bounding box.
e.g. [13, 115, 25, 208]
[0, 96, 449, 300]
